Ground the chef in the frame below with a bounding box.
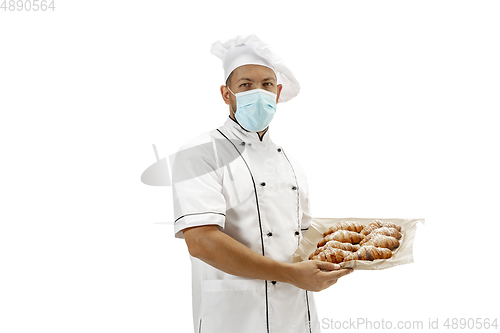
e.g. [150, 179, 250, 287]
[172, 34, 353, 333]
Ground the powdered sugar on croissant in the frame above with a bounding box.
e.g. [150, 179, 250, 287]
[317, 230, 364, 247]
[361, 220, 402, 236]
[360, 227, 402, 245]
[361, 234, 400, 249]
[309, 240, 360, 259]
[379, 221, 401, 232]
[344, 246, 393, 261]
[360, 220, 383, 236]
[322, 221, 364, 237]
[310, 220, 405, 265]
[310, 247, 350, 264]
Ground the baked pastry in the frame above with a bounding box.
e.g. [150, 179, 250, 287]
[359, 227, 402, 245]
[344, 246, 393, 261]
[361, 220, 402, 236]
[361, 234, 400, 249]
[322, 221, 364, 237]
[309, 240, 359, 259]
[310, 220, 404, 265]
[310, 247, 350, 264]
[379, 221, 401, 232]
[323, 240, 360, 252]
[317, 230, 364, 247]
[360, 220, 383, 236]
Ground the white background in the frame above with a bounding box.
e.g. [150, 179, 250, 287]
[1, 1, 499, 332]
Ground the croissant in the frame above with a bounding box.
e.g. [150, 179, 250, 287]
[344, 246, 393, 261]
[309, 240, 360, 259]
[310, 247, 350, 264]
[360, 220, 383, 236]
[359, 227, 402, 245]
[361, 234, 400, 249]
[361, 220, 402, 236]
[322, 221, 364, 237]
[378, 221, 402, 232]
[323, 240, 360, 252]
[317, 230, 364, 247]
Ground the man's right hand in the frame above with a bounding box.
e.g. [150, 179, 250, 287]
[285, 260, 354, 292]
[184, 225, 353, 292]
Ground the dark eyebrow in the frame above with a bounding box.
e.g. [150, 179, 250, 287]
[236, 77, 276, 83]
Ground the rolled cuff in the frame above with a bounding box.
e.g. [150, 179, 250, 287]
[174, 212, 226, 239]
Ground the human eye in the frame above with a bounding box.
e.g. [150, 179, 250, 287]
[240, 83, 250, 87]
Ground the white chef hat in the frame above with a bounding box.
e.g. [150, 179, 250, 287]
[210, 34, 300, 103]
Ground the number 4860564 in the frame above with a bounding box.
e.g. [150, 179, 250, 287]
[1, 0, 55, 11]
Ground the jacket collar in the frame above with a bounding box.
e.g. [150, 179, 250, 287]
[222, 116, 272, 145]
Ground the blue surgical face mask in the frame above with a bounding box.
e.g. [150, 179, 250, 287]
[228, 88, 277, 132]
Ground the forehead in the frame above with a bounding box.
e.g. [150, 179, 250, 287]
[231, 64, 276, 81]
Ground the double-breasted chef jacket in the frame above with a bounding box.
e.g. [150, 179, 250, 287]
[172, 117, 321, 333]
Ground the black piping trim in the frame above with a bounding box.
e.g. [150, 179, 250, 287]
[227, 115, 268, 142]
[216, 128, 270, 333]
[305, 291, 312, 333]
[174, 212, 226, 224]
[199, 318, 202, 333]
[301, 228, 309, 231]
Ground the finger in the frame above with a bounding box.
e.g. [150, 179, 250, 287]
[315, 261, 341, 271]
[324, 268, 354, 279]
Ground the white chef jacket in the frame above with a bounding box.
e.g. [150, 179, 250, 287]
[172, 117, 321, 333]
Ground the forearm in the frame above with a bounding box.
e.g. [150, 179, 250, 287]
[185, 226, 294, 283]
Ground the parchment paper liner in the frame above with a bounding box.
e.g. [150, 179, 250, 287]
[293, 217, 425, 270]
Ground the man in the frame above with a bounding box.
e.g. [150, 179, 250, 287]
[172, 35, 353, 333]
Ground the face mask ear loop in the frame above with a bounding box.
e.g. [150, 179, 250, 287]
[227, 87, 237, 115]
